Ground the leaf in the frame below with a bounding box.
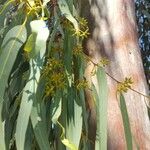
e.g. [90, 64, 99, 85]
[58, 121, 78, 150]
[51, 91, 62, 124]
[65, 0, 73, 13]
[0, 25, 27, 98]
[0, 25, 27, 150]
[24, 122, 33, 150]
[15, 20, 49, 150]
[66, 88, 82, 150]
[15, 60, 39, 150]
[29, 20, 49, 58]
[58, 0, 79, 31]
[31, 101, 51, 150]
[4, 112, 17, 150]
[120, 93, 133, 150]
[62, 139, 78, 150]
[93, 67, 108, 150]
[24, 33, 36, 52]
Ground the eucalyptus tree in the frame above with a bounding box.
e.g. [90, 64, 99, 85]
[0, 0, 150, 150]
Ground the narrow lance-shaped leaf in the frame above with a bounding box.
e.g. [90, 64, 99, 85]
[31, 101, 51, 150]
[0, 25, 27, 150]
[51, 91, 62, 124]
[30, 20, 51, 150]
[15, 20, 49, 150]
[119, 93, 133, 150]
[66, 89, 82, 150]
[93, 66, 108, 150]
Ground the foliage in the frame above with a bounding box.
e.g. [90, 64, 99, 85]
[0, 0, 147, 150]
[135, 0, 150, 89]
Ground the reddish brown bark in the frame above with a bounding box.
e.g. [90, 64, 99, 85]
[80, 0, 150, 149]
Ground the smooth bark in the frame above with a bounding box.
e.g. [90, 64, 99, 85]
[79, 0, 150, 149]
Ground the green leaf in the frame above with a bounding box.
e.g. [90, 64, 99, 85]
[120, 93, 133, 150]
[24, 33, 36, 52]
[0, 25, 27, 150]
[31, 101, 51, 150]
[15, 20, 49, 150]
[66, 0, 73, 13]
[58, 0, 79, 31]
[0, 25, 27, 99]
[29, 67, 50, 150]
[66, 92, 82, 150]
[51, 91, 62, 124]
[62, 138, 78, 150]
[58, 121, 78, 150]
[4, 112, 17, 150]
[93, 67, 108, 150]
[15, 60, 39, 150]
[24, 122, 33, 150]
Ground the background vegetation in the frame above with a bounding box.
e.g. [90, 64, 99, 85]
[135, 0, 150, 90]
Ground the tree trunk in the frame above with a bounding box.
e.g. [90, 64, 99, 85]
[79, 0, 150, 149]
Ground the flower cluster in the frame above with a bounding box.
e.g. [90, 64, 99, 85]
[117, 77, 133, 93]
[42, 58, 66, 97]
[75, 79, 89, 90]
[73, 44, 83, 57]
[99, 57, 110, 67]
[73, 18, 90, 39]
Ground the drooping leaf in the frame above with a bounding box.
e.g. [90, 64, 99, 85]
[15, 59, 39, 150]
[120, 93, 133, 150]
[31, 101, 51, 150]
[0, 25, 27, 98]
[66, 0, 73, 13]
[51, 91, 62, 124]
[4, 110, 17, 150]
[24, 122, 33, 150]
[0, 25, 27, 150]
[15, 20, 49, 150]
[66, 90, 82, 150]
[28, 20, 49, 58]
[93, 66, 108, 150]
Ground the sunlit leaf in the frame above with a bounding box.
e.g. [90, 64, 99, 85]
[31, 101, 51, 150]
[93, 66, 108, 150]
[62, 138, 78, 150]
[66, 95, 82, 149]
[15, 20, 49, 150]
[29, 20, 49, 58]
[24, 33, 36, 52]
[0, 25, 27, 150]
